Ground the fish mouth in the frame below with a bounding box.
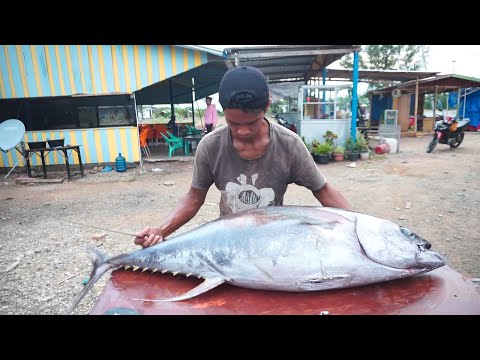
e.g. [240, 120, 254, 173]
[399, 267, 439, 277]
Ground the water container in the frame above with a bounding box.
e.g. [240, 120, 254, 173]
[375, 143, 391, 154]
[115, 153, 127, 172]
[384, 138, 398, 153]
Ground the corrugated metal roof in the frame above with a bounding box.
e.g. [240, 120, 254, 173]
[180, 45, 225, 58]
[370, 74, 480, 95]
[324, 68, 439, 83]
[224, 45, 361, 82]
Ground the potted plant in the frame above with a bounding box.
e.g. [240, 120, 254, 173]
[322, 130, 338, 147]
[345, 137, 360, 161]
[312, 142, 333, 164]
[356, 133, 370, 160]
[332, 145, 345, 161]
[309, 139, 321, 158]
[302, 136, 314, 156]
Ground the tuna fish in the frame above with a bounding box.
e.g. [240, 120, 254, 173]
[66, 206, 446, 314]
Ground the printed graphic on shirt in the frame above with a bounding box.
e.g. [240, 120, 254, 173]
[225, 173, 275, 213]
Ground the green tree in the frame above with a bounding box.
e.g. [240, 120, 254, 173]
[175, 106, 191, 118]
[195, 108, 205, 118]
[424, 93, 449, 110]
[340, 45, 430, 71]
[340, 45, 430, 92]
[269, 99, 289, 115]
[153, 107, 171, 119]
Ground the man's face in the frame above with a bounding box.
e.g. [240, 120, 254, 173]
[224, 108, 266, 140]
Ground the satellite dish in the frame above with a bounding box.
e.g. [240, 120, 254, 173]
[392, 89, 402, 98]
[0, 119, 25, 151]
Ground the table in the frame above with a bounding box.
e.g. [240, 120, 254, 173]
[183, 135, 204, 156]
[357, 126, 379, 138]
[24, 145, 84, 181]
[90, 266, 480, 315]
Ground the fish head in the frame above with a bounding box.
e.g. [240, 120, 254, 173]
[398, 226, 446, 270]
[356, 214, 447, 273]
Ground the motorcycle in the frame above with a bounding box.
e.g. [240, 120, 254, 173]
[273, 113, 297, 133]
[426, 109, 470, 153]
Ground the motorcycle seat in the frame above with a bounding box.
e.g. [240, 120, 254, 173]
[457, 119, 470, 128]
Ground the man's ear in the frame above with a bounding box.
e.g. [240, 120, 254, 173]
[264, 99, 271, 113]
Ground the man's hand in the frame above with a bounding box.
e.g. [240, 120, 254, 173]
[133, 186, 208, 249]
[134, 227, 164, 248]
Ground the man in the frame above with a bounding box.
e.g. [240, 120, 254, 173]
[204, 96, 217, 133]
[357, 104, 367, 127]
[134, 66, 351, 248]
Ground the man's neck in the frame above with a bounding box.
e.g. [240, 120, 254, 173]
[231, 118, 270, 159]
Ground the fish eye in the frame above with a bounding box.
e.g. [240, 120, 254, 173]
[401, 226, 432, 251]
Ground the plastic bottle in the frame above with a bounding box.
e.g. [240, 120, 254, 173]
[115, 153, 127, 172]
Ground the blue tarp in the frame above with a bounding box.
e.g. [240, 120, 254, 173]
[370, 94, 393, 126]
[448, 88, 480, 129]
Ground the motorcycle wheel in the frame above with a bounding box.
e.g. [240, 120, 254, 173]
[427, 137, 439, 153]
[450, 132, 464, 148]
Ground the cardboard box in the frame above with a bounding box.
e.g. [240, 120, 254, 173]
[423, 117, 434, 132]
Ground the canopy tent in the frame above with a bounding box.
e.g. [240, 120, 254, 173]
[269, 81, 304, 101]
[268, 68, 440, 101]
[448, 88, 480, 129]
[134, 60, 230, 105]
[224, 45, 362, 83]
[137, 45, 364, 105]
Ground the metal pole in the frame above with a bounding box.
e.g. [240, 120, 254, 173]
[456, 88, 461, 119]
[446, 91, 449, 116]
[168, 79, 176, 134]
[322, 68, 327, 114]
[414, 77, 419, 133]
[191, 78, 195, 128]
[351, 51, 359, 140]
[3, 145, 26, 180]
[132, 92, 142, 167]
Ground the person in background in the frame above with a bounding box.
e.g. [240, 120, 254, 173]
[357, 104, 367, 127]
[134, 66, 351, 248]
[204, 96, 218, 133]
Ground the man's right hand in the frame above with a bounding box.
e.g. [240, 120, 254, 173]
[134, 227, 164, 248]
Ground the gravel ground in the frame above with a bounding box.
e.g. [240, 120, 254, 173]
[0, 132, 479, 315]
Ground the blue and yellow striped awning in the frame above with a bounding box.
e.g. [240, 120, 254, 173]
[0, 45, 210, 99]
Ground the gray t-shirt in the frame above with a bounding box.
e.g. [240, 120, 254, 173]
[192, 120, 327, 216]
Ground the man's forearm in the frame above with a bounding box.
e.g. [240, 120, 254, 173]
[313, 183, 352, 210]
[159, 188, 207, 238]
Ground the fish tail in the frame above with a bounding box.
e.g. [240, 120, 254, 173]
[65, 246, 112, 315]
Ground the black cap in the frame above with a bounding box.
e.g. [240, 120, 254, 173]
[219, 66, 270, 110]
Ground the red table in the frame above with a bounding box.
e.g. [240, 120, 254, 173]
[90, 265, 480, 315]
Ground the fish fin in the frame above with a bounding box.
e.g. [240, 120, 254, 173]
[306, 274, 351, 282]
[65, 246, 112, 314]
[296, 217, 339, 229]
[87, 246, 108, 270]
[133, 276, 225, 302]
[299, 274, 351, 290]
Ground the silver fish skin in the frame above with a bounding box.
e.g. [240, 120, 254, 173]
[66, 206, 446, 314]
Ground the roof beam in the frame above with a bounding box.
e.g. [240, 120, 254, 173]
[228, 49, 355, 60]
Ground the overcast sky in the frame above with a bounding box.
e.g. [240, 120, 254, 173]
[195, 45, 480, 107]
